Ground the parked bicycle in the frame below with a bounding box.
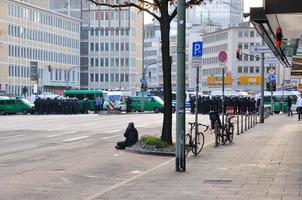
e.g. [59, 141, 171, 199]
[209, 111, 234, 147]
[185, 122, 208, 156]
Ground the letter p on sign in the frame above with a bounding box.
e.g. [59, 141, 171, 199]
[192, 41, 203, 57]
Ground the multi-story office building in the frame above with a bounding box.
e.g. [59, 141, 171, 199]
[188, 0, 244, 28]
[144, 24, 190, 90]
[199, 23, 281, 93]
[50, 0, 143, 93]
[0, 0, 81, 96]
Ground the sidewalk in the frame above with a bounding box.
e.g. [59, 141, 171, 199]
[89, 115, 302, 200]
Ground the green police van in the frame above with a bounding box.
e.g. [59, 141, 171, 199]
[0, 98, 34, 115]
[130, 96, 164, 113]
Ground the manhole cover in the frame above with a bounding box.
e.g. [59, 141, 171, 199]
[204, 180, 232, 184]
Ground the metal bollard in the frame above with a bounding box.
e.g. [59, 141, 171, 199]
[237, 115, 240, 135]
[250, 114, 253, 128]
[247, 113, 250, 129]
[241, 114, 243, 133]
[256, 113, 258, 125]
[245, 114, 247, 131]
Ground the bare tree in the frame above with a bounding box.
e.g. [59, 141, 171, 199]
[87, 0, 209, 144]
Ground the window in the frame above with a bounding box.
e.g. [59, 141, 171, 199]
[115, 73, 119, 82]
[244, 43, 249, 49]
[95, 58, 99, 66]
[256, 56, 260, 61]
[238, 66, 242, 73]
[100, 73, 104, 82]
[105, 58, 109, 67]
[250, 67, 254, 73]
[95, 43, 99, 51]
[90, 73, 94, 82]
[105, 43, 109, 51]
[125, 73, 129, 82]
[121, 74, 124, 82]
[115, 43, 119, 51]
[244, 31, 249, 37]
[255, 67, 260, 73]
[111, 42, 114, 51]
[90, 43, 94, 51]
[244, 67, 248, 73]
[110, 73, 114, 82]
[90, 58, 94, 66]
[95, 73, 99, 82]
[250, 31, 255, 37]
[244, 54, 249, 61]
[238, 31, 243, 37]
[238, 43, 242, 50]
[115, 58, 119, 66]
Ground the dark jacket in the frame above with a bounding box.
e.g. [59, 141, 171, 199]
[124, 126, 138, 146]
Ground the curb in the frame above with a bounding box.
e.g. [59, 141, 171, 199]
[125, 147, 175, 157]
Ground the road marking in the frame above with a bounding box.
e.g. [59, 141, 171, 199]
[46, 131, 77, 138]
[130, 170, 143, 174]
[107, 129, 121, 133]
[84, 141, 215, 200]
[47, 128, 65, 131]
[0, 134, 25, 140]
[84, 158, 174, 200]
[63, 136, 89, 142]
[100, 134, 121, 140]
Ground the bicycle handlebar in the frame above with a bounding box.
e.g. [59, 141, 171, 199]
[188, 122, 209, 132]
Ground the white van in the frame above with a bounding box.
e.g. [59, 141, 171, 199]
[103, 91, 132, 111]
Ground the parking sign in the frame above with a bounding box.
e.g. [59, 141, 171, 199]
[192, 41, 203, 57]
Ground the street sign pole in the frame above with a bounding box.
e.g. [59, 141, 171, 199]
[260, 50, 265, 123]
[194, 66, 199, 154]
[176, 0, 186, 172]
[218, 51, 227, 131]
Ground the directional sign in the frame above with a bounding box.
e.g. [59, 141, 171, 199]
[250, 45, 271, 54]
[192, 41, 203, 57]
[218, 51, 227, 63]
[268, 74, 276, 83]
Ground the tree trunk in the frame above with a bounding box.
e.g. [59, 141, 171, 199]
[160, 16, 173, 145]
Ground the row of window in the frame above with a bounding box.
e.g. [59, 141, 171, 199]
[90, 73, 129, 83]
[90, 42, 129, 52]
[8, 45, 80, 66]
[90, 10, 130, 22]
[90, 27, 130, 37]
[90, 57, 129, 67]
[50, 69, 78, 82]
[238, 30, 260, 38]
[6, 84, 34, 96]
[238, 42, 260, 50]
[8, 24, 79, 49]
[203, 44, 228, 55]
[8, 3, 80, 33]
[202, 68, 224, 76]
[8, 65, 30, 78]
[238, 66, 260, 74]
[203, 32, 228, 43]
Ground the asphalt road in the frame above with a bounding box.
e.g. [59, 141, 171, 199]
[0, 113, 214, 200]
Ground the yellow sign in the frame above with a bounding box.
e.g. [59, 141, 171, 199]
[207, 76, 232, 85]
[239, 76, 262, 85]
[298, 83, 302, 90]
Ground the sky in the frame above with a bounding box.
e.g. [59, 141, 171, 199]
[144, 0, 263, 23]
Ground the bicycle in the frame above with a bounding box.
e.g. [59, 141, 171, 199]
[222, 115, 235, 144]
[185, 122, 208, 156]
[209, 111, 223, 147]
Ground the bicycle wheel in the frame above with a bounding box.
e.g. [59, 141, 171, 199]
[228, 125, 234, 143]
[185, 134, 192, 156]
[192, 132, 205, 156]
[222, 126, 227, 145]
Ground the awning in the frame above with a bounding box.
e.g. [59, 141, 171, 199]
[249, 0, 302, 68]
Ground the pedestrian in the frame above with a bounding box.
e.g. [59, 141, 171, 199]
[296, 92, 302, 121]
[115, 122, 138, 150]
[95, 96, 101, 114]
[286, 96, 293, 117]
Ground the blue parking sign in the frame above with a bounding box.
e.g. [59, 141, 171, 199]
[192, 41, 203, 57]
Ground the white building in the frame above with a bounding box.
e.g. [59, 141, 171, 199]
[198, 23, 282, 93]
[0, 0, 81, 96]
[50, 0, 143, 93]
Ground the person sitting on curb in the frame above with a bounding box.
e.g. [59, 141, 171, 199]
[115, 122, 138, 150]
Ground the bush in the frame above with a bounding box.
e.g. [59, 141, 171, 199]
[140, 135, 172, 149]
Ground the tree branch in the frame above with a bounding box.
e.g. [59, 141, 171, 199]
[138, 0, 158, 7]
[87, 0, 161, 22]
[169, 7, 177, 21]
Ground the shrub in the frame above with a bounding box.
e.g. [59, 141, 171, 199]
[139, 135, 172, 149]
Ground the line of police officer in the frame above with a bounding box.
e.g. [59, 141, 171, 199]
[189, 96, 257, 115]
[34, 97, 81, 115]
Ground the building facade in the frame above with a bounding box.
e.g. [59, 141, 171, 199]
[50, 0, 143, 93]
[199, 24, 282, 93]
[0, 0, 81, 96]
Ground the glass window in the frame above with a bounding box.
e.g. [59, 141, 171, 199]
[250, 67, 254, 73]
[244, 54, 249, 61]
[90, 73, 94, 82]
[244, 43, 249, 49]
[100, 73, 104, 82]
[238, 43, 242, 50]
[95, 73, 99, 82]
[255, 67, 260, 73]
[90, 58, 94, 66]
[244, 31, 249, 37]
[250, 31, 255, 37]
[125, 74, 129, 82]
[244, 67, 248, 73]
[90, 43, 94, 51]
[238, 31, 243, 37]
[238, 66, 242, 73]
[115, 73, 119, 82]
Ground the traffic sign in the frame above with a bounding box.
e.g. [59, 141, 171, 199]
[140, 77, 147, 84]
[218, 51, 227, 63]
[268, 74, 276, 83]
[250, 45, 271, 54]
[192, 41, 203, 57]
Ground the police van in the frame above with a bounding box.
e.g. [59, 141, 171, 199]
[0, 98, 34, 115]
[103, 91, 132, 111]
